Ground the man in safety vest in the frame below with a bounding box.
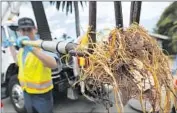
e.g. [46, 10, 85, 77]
[4, 17, 58, 113]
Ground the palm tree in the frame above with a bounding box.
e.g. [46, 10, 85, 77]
[31, 1, 52, 40]
[114, 1, 123, 28]
[129, 1, 142, 25]
[74, 2, 80, 38]
[50, 1, 86, 38]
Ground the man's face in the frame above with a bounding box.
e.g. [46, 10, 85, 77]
[19, 27, 36, 38]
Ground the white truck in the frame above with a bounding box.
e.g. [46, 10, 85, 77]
[1, 3, 111, 113]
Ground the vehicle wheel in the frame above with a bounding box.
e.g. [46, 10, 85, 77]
[8, 75, 26, 113]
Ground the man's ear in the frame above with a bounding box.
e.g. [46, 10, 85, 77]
[34, 27, 38, 33]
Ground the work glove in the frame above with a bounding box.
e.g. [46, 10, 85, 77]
[16, 36, 33, 52]
[2, 39, 13, 48]
[23, 45, 33, 52]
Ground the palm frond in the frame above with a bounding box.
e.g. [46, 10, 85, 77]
[169, 24, 177, 35]
[56, 1, 61, 10]
[158, 2, 177, 25]
[80, 1, 83, 8]
[66, 2, 70, 15]
[49, 1, 55, 5]
[62, 1, 66, 12]
[85, 1, 87, 6]
[70, 2, 73, 13]
[49, 1, 86, 15]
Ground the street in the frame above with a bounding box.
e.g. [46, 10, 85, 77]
[2, 93, 139, 113]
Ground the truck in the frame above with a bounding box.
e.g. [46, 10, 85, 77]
[1, 3, 110, 113]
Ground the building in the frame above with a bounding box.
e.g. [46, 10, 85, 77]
[149, 32, 170, 48]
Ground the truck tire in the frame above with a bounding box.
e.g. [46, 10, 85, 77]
[8, 75, 26, 113]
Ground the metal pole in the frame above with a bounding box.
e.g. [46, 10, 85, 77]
[88, 1, 97, 53]
[129, 1, 142, 25]
[114, 1, 123, 28]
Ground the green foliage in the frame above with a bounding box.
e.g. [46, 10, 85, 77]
[155, 2, 177, 54]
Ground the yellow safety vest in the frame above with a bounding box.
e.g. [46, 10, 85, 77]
[17, 49, 53, 94]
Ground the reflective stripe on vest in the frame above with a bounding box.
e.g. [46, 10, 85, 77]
[20, 80, 53, 90]
[27, 81, 53, 89]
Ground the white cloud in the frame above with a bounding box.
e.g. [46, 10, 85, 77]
[65, 19, 75, 24]
[44, 5, 58, 20]
[2, 2, 8, 15]
[78, 2, 171, 35]
[140, 2, 172, 31]
[52, 28, 66, 38]
[18, 2, 37, 25]
[141, 2, 172, 20]
[3, 1, 171, 38]
[48, 20, 61, 27]
[97, 23, 115, 31]
[79, 3, 89, 17]
[97, 2, 115, 19]
[122, 2, 131, 27]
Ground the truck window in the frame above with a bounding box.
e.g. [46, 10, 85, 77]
[1, 27, 6, 45]
[7, 27, 19, 41]
[7, 27, 20, 50]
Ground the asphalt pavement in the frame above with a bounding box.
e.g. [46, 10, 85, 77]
[2, 94, 139, 113]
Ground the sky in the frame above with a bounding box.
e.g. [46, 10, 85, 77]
[2, 2, 172, 39]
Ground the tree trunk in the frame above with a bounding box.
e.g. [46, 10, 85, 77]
[129, 1, 142, 25]
[74, 1, 80, 38]
[88, 1, 96, 51]
[114, 1, 123, 28]
[31, 1, 52, 40]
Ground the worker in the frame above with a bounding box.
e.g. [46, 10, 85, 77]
[3, 17, 58, 113]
